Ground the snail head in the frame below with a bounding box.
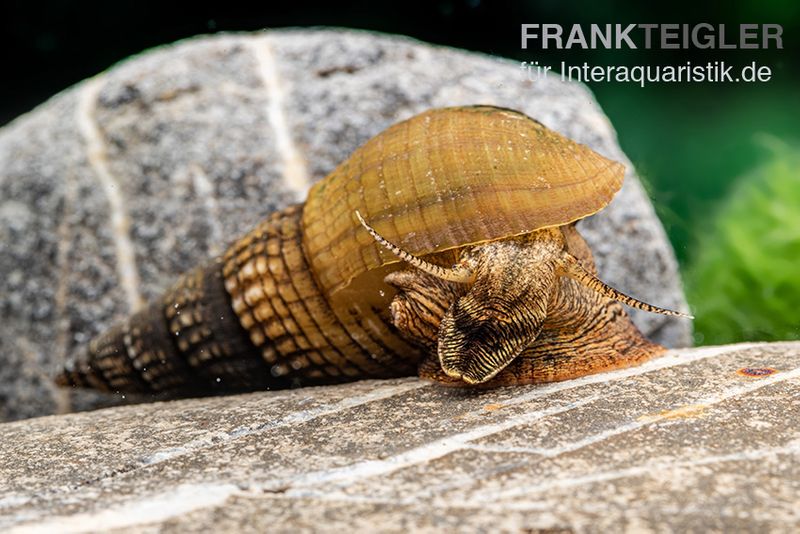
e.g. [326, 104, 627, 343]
[356, 211, 690, 385]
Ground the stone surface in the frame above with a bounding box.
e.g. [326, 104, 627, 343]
[1, 342, 798, 532]
[0, 29, 690, 422]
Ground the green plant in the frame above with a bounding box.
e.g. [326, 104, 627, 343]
[686, 136, 800, 345]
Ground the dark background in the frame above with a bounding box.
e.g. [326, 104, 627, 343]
[3, 0, 798, 263]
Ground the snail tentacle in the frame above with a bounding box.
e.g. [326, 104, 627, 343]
[355, 210, 475, 283]
[557, 252, 693, 319]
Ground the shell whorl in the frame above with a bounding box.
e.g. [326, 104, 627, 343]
[221, 204, 418, 383]
[58, 205, 420, 393]
[57, 257, 276, 393]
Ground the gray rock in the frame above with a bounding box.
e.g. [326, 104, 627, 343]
[1, 342, 797, 532]
[0, 29, 691, 422]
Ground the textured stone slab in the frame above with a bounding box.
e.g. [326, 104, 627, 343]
[1, 343, 798, 532]
[0, 29, 690, 421]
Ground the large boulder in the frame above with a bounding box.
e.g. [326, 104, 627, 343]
[0, 29, 691, 421]
[1, 342, 796, 532]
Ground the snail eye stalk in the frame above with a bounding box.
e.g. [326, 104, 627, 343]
[557, 252, 693, 319]
[355, 210, 475, 284]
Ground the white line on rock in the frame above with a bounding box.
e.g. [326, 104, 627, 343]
[0, 494, 31, 511]
[141, 380, 427, 466]
[269, 343, 769, 494]
[188, 164, 224, 256]
[52, 168, 78, 414]
[7, 483, 240, 534]
[469, 439, 800, 507]
[250, 36, 310, 201]
[466, 362, 800, 459]
[77, 78, 144, 312]
[280, 395, 600, 494]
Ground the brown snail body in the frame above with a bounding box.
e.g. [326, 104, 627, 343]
[57, 106, 688, 395]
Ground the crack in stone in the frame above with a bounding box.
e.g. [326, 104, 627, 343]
[77, 78, 143, 313]
[249, 36, 310, 201]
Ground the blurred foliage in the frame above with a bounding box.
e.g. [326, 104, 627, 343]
[685, 138, 800, 344]
[595, 84, 799, 263]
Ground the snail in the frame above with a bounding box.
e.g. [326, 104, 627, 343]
[56, 105, 689, 395]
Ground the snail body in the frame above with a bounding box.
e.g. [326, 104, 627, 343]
[57, 106, 687, 395]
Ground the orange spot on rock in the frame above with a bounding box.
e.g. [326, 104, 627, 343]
[483, 403, 505, 412]
[638, 403, 706, 422]
[737, 367, 777, 378]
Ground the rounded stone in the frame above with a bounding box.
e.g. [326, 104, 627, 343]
[0, 29, 691, 421]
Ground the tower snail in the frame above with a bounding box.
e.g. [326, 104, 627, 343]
[57, 105, 690, 396]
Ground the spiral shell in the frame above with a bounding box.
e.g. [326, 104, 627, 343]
[58, 105, 632, 395]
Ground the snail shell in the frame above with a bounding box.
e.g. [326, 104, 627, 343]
[57, 106, 678, 395]
[303, 105, 623, 296]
